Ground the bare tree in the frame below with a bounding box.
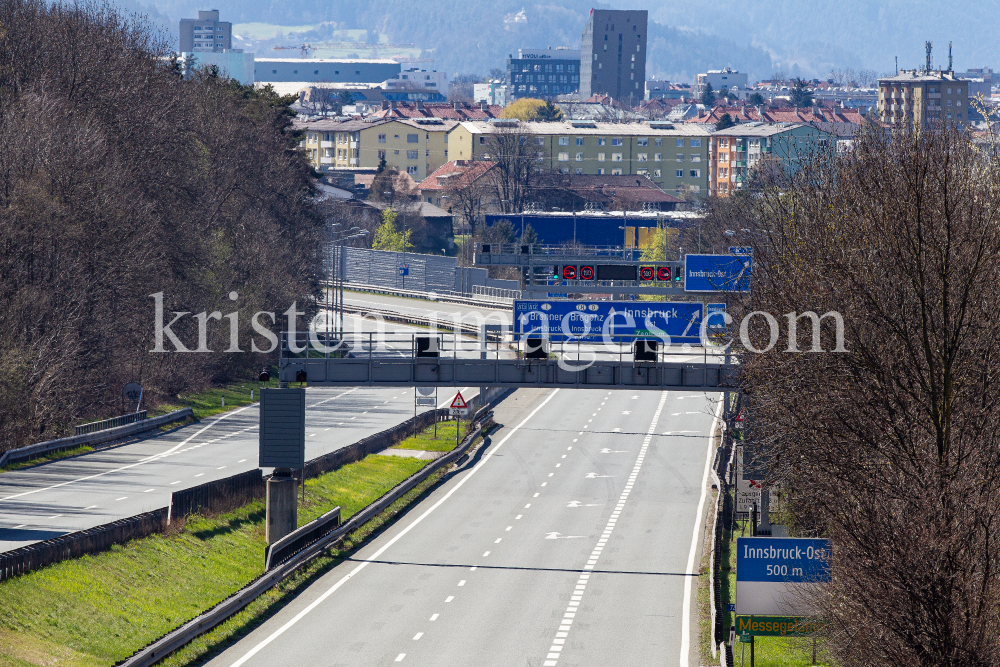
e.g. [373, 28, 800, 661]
[718, 122, 1000, 667]
[484, 123, 536, 214]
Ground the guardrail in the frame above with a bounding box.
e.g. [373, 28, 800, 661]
[339, 281, 514, 310]
[0, 509, 169, 583]
[0, 408, 194, 468]
[75, 411, 148, 436]
[117, 393, 504, 667]
[471, 284, 521, 305]
[265, 505, 341, 570]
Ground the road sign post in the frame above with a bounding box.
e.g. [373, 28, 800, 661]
[449, 392, 469, 448]
[259, 388, 306, 545]
[735, 536, 831, 617]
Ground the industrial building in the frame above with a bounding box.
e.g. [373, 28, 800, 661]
[254, 59, 402, 84]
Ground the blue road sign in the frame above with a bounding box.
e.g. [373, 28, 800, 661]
[729, 246, 753, 256]
[736, 537, 832, 617]
[513, 300, 705, 344]
[684, 254, 751, 293]
[706, 303, 727, 331]
[398, 264, 409, 276]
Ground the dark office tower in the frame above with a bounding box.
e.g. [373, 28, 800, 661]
[580, 9, 647, 103]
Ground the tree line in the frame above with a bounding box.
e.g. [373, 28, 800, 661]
[0, 0, 325, 451]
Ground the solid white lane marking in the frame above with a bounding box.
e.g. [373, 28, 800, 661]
[238, 459, 247, 463]
[143, 489, 155, 493]
[395, 654, 405, 662]
[224, 389, 561, 667]
[505, 526, 512, 531]
[555, 463, 561, 467]
[84, 505, 97, 510]
[413, 632, 423, 640]
[458, 580, 466, 586]
[494, 538, 502, 543]
[561, 455, 566, 459]
[115, 497, 127, 501]
[430, 614, 439, 621]
[170, 481, 181, 485]
[483, 551, 490, 557]
[680, 396, 724, 667]
[195, 473, 204, 477]
[542, 391, 669, 667]
[541, 482, 547, 486]
[515, 515, 522, 519]
[548, 473, 554, 477]
[48, 514, 62, 519]
[445, 596, 454, 602]
[567, 446, 572, 450]
[217, 466, 226, 470]
[533, 493, 539, 498]
[0, 402, 259, 502]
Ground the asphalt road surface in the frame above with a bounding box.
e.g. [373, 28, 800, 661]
[206, 386, 722, 667]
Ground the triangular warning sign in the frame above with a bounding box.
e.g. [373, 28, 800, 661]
[450, 391, 468, 409]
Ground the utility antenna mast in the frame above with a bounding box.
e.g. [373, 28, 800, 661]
[925, 41, 932, 73]
[948, 41, 953, 72]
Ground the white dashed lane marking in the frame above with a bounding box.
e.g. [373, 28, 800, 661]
[541, 391, 668, 667]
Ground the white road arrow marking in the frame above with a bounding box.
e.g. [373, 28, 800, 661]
[600, 448, 627, 453]
[585, 472, 612, 478]
[545, 532, 585, 539]
[622, 411, 632, 415]
[566, 500, 603, 507]
[631, 395, 639, 399]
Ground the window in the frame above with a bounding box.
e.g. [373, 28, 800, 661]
[653, 169, 661, 177]
[558, 137, 569, 146]
[534, 137, 545, 146]
[394, 135, 400, 139]
[611, 168, 623, 175]
[598, 137, 606, 146]
[393, 149, 400, 155]
[597, 152, 606, 162]
[676, 169, 684, 177]
[558, 152, 569, 161]
[575, 152, 584, 162]
[480, 137, 487, 145]
[719, 153, 728, 163]
[637, 153, 648, 162]
[612, 153, 623, 162]
[637, 169, 648, 175]
[676, 139, 685, 147]
[690, 169, 701, 177]
[612, 138, 623, 146]
[677, 154, 685, 162]
[654, 138, 662, 147]
[569, 64, 576, 72]
[407, 134, 418, 143]
[426, 150, 430, 157]
[719, 138, 728, 147]
[654, 153, 662, 161]
[575, 168, 583, 175]
[690, 155, 701, 162]
[378, 134, 386, 143]
[407, 166, 418, 175]
[378, 150, 386, 159]
[444, 150, 448, 158]
[576, 137, 584, 146]
[637, 138, 648, 146]
[407, 150, 418, 159]
[597, 168, 605, 175]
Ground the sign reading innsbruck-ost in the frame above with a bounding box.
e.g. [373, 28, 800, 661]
[513, 301, 704, 345]
[736, 537, 831, 617]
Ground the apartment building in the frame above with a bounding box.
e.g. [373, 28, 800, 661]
[179, 10, 231, 53]
[450, 120, 711, 199]
[878, 70, 968, 126]
[360, 119, 459, 181]
[709, 123, 833, 197]
[507, 48, 581, 100]
[580, 9, 647, 102]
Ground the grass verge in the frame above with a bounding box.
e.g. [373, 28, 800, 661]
[721, 490, 829, 666]
[0, 450, 435, 667]
[391, 418, 467, 452]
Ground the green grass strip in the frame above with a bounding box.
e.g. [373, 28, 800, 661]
[391, 418, 468, 452]
[0, 454, 432, 667]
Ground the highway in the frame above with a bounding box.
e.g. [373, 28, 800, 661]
[0, 307, 480, 553]
[206, 386, 722, 667]
[343, 291, 512, 327]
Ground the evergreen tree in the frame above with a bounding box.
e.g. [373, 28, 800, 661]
[715, 113, 736, 131]
[701, 82, 716, 106]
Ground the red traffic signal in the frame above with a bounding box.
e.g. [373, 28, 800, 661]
[657, 266, 671, 281]
[562, 265, 577, 279]
[639, 266, 655, 281]
[579, 265, 594, 280]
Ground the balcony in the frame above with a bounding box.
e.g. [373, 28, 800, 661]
[320, 141, 333, 148]
[350, 141, 359, 149]
[320, 157, 333, 164]
[349, 158, 358, 166]
[928, 92, 941, 99]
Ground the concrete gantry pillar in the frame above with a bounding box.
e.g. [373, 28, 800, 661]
[266, 472, 298, 545]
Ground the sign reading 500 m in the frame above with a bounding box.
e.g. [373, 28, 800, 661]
[513, 300, 705, 344]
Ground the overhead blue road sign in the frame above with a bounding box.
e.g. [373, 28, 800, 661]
[513, 300, 704, 344]
[398, 264, 409, 276]
[736, 537, 831, 616]
[685, 254, 751, 293]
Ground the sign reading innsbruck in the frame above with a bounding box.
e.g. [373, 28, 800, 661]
[513, 300, 704, 345]
[736, 537, 831, 617]
[684, 254, 752, 293]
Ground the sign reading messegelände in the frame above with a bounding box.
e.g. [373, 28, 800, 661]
[735, 616, 826, 637]
[736, 537, 831, 616]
